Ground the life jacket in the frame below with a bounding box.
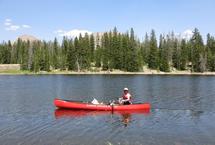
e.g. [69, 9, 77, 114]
[122, 93, 131, 100]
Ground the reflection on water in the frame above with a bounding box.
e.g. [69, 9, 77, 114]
[0, 75, 215, 145]
[54, 109, 150, 127]
[121, 113, 131, 127]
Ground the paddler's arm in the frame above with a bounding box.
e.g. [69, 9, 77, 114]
[122, 95, 131, 102]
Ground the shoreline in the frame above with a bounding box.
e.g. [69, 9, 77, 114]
[1, 70, 215, 75]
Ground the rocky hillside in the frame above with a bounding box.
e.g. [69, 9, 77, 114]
[17, 35, 38, 42]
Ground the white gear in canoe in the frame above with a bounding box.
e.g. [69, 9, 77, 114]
[91, 98, 99, 104]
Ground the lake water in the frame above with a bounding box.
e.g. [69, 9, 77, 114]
[0, 75, 215, 145]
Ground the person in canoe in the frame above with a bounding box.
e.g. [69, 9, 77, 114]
[119, 88, 132, 105]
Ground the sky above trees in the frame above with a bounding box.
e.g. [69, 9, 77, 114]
[0, 0, 215, 41]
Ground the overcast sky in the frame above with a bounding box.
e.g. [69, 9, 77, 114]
[0, 0, 215, 41]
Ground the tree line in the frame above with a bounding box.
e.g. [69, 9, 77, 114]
[0, 27, 215, 72]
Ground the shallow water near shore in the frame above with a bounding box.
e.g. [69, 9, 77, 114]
[0, 75, 215, 145]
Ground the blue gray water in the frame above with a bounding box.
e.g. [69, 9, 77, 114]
[0, 75, 215, 145]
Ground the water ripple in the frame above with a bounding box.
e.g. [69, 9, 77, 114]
[1, 75, 215, 145]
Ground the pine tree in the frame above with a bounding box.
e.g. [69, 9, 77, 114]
[190, 28, 205, 72]
[127, 28, 139, 71]
[52, 38, 59, 69]
[141, 33, 150, 65]
[6, 40, 12, 64]
[16, 38, 23, 64]
[43, 41, 50, 71]
[137, 40, 143, 71]
[21, 41, 30, 70]
[180, 39, 188, 70]
[159, 35, 170, 72]
[102, 32, 110, 70]
[172, 39, 181, 70]
[39, 42, 46, 71]
[165, 34, 174, 67]
[148, 29, 158, 69]
[89, 34, 95, 62]
[95, 44, 102, 67]
[206, 33, 215, 71]
[0, 41, 11, 64]
[0, 44, 5, 63]
[121, 33, 129, 70]
[111, 27, 119, 69]
[61, 36, 69, 70]
[67, 39, 77, 70]
[79, 33, 91, 70]
[84, 33, 91, 69]
[31, 41, 41, 72]
[108, 31, 114, 70]
[74, 37, 80, 71]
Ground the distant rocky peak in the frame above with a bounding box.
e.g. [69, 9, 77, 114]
[17, 34, 39, 42]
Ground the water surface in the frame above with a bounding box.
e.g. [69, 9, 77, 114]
[0, 75, 215, 145]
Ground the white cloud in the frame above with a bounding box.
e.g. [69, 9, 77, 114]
[4, 22, 11, 26]
[4, 19, 31, 31]
[5, 25, 20, 31]
[22, 24, 31, 28]
[55, 29, 93, 38]
[54, 29, 65, 34]
[5, 19, 12, 22]
[181, 29, 193, 40]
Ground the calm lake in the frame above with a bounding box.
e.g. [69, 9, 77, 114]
[0, 75, 215, 145]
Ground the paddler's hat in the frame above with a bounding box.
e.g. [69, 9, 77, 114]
[124, 88, 129, 91]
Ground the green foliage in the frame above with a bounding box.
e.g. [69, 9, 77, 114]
[67, 39, 77, 70]
[89, 34, 95, 62]
[95, 45, 102, 67]
[178, 39, 188, 70]
[61, 37, 69, 70]
[75, 33, 91, 70]
[52, 38, 60, 69]
[141, 33, 150, 65]
[101, 32, 110, 70]
[206, 34, 215, 71]
[31, 41, 40, 72]
[111, 27, 121, 69]
[120, 34, 127, 70]
[190, 28, 205, 72]
[148, 30, 158, 69]
[172, 39, 181, 70]
[159, 35, 170, 72]
[42, 41, 50, 71]
[126, 28, 140, 72]
[0, 27, 214, 73]
[0, 42, 11, 64]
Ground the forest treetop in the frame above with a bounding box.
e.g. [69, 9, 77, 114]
[0, 27, 215, 72]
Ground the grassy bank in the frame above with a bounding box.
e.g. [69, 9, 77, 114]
[0, 70, 33, 75]
[1, 69, 215, 75]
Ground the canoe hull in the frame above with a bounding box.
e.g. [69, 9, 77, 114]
[54, 98, 151, 111]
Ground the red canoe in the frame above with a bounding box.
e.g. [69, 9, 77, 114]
[54, 98, 151, 111]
